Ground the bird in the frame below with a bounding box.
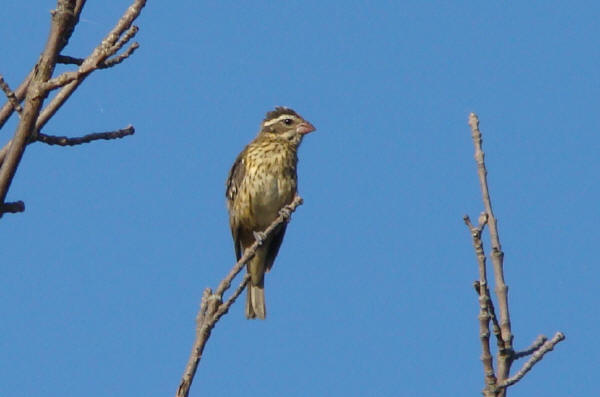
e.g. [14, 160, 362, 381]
[226, 107, 315, 319]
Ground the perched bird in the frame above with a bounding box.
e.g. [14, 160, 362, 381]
[226, 107, 315, 319]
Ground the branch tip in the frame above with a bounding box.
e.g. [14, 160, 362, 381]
[0, 75, 23, 114]
[37, 125, 135, 146]
[0, 200, 25, 215]
[500, 331, 566, 389]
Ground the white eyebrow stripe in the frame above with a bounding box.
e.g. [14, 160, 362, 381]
[263, 114, 298, 127]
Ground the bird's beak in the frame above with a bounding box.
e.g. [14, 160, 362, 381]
[297, 121, 316, 135]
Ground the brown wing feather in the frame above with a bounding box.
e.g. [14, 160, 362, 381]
[226, 149, 247, 260]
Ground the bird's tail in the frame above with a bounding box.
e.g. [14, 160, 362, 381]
[246, 283, 266, 319]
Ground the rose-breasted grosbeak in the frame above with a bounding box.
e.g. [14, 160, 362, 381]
[226, 107, 315, 319]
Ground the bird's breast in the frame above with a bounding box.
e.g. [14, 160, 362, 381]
[249, 169, 296, 227]
[232, 140, 299, 229]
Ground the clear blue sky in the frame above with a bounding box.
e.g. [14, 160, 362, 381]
[1, 2, 597, 396]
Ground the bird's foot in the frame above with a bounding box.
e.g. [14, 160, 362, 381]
[253, 230, 266, 245]
[279, 206, 292, 220]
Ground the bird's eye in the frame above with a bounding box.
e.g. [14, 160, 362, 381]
[283, 118, 293, 125]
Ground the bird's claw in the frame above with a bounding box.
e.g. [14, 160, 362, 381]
[279, 207, 292, 220]
[253, 231, 266, 245]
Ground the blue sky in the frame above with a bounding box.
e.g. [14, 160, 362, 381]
[1, 1, 597, 396]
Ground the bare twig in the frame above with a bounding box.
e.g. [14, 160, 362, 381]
[0, 76, 23, 114]
[110, 25, 139, 54]
[513, 335, 548, 360]
[57, 41, 140, 69]
[0, 0, 145, 214]
[102, 42, 140, 68]
[42, 22, 138, 93]
[465, 113, 565, 396]
[465, 215, 497, 396]
[499, 332, 566, 389]
[0, 200, 25, 214]
[0, 0, 78, 210]
[0, 0, 83, 130]
[37, 125, 134, 146]
[0, 125, 133, 165]
[468, 113, 513, 388]
[0, 70, 33, 129]
[57, 54, 84, 65]
[35, 0, 146, 134]
[0, 142, 10, 165]
[176, 196, 304, 397]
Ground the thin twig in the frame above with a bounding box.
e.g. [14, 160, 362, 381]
[57, 54, 84, 65]
[213, 274, 250, 320]
[41, 70, 84, 92]
[102, 42, 140, 68]
[466, 113, 565, 396]
[110, 25, 139, 54]
[176, 196, 304, 397]
[0, 75, 23, 114]
[468, 113, 513, 390]
[215, 195, 303, 298]
[464, 215, 497, 396]
[0, 0, 84, 130]
[0, 65, 34, 129]
[41, 23, 138, 93]
[0, 0, 145, 213]
[57, 41, 140, 69]
[0, 0, 78, 211]
[0, 142, 10, 165]
[34, 0, 146, 134]
[36, 125, 134, 146]
[513, 335, 548, 360]
[0, 200, 25, 214]
[0, 125, 134, 165]
[499, 332, 566, 389]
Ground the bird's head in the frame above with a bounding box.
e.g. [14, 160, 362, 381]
[259, 107, 315, 143]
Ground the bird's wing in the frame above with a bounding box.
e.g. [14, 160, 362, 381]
[226, 149, 247, 260]
[265, 223, 287, 271]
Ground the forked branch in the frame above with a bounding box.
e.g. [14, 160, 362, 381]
[176, 196, 304, 397]
[464, 113, 565, 396]
[0, 0, 146, 216]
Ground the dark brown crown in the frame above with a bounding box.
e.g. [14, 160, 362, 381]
[264, 106, 300, 122]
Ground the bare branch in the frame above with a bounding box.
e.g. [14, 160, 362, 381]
[0, 0, 145, 215]
[514, 335, 548, 360]
[485, 284, 503, 351]
[0, 0, 78, 211]
[102, 42, 140, 68]
[36, 125, 134, 146]
[499, 332, 566, 389]
[0, 1, 86, 129]
[466, 113, 565, 396]
[0, 142, 10, 165]
[57, 54, 84, 65]
[35, 0, 147, 134]
[465, 216, 497, 395]
[41, 70, 84, 92]
[213, 274, 250, 322]
[42, 23, 140, 93]
[0, 75, 23, 114]
[0, 200, 25, 215]
[0, 125, 134, 166]
[110, 25, 139, 55]
[0, 69, 33, 129]
[176, 196, 304, 397]
[57, 41, 140, 70]
[468, 113, 514, 388]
